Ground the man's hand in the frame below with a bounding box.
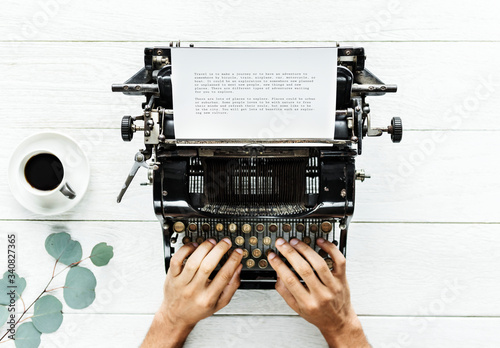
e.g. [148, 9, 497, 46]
[141, 238, 243, 348]
[267, 237, 369, 348]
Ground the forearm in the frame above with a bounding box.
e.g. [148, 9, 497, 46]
[319, 314, 370, 348]
[141, 309, 194, 348]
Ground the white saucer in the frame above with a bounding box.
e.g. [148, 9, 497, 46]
[8, 132, 90, 215]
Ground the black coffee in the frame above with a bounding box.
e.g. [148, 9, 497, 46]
[24, 153, 64, 191]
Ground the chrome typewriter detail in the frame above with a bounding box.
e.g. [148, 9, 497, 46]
[113, 44, 402, 289]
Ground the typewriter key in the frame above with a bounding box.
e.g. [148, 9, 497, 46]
[249, 236, 258, 246]
[258, 259, 268, 269]
[282, 223, 291, 233]
[188, 223, 197, 232]
[202, 223, 210, 232]
[269, 224, 278, 233]
[229, 223, 238, 233]
[263, 236, 272, 246]
[242, 249, 249, 258]
[265, 249, 275, 257]
[182, 236, 191, 244]
[325, 258, 334, 270]
[252, 248, 262, 258]
[296, 223, 305, 233]
[256, 223, 265, 232]
[321, 221, 333, 233]
[246, 259, 255, 268]
[303, 236, 311, 245]
[235, 236, 245, 246]
[216, 223, 224, 232]
[196, 236, 204, 244]
[319, 249, 328, 258]
[309, 224, 319, 233]
[242, 224, 252, 233]
[173, 221, 185, 233]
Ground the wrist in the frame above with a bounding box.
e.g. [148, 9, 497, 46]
[319, 310, 369, 348]
[157, 304, 196, 339]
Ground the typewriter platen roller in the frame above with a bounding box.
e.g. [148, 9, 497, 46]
[112, 44, 402, 289]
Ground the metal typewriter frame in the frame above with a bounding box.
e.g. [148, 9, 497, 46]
[113, 43, 402, 289]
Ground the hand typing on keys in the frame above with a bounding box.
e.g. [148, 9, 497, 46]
[141, 238, 243, 348]
[267, 238, 370, 348]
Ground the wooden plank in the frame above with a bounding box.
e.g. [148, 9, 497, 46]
[1, 221, 499, 316]
[0, 128, 498, 222]
[1, 0, 499, 42]
[2, 314, 500, 348]
[1, 41, 499, 130]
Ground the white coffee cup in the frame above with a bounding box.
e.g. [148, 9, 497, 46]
[19, 149, 77, 203]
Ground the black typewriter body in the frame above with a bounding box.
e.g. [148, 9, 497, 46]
[113, 45, 402, 289]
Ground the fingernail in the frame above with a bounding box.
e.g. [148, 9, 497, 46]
[235, 248, 243, 254]
[276, 238, 285, 246]
[267, 252, 277, 260]
[317, 238, 325, 244]
[289, 238, 299, 246]
[192, 242, 199, 247]
[222, 237, 232, 245]
[208, 238, 217, 245]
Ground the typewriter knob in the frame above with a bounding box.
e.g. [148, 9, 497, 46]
[121, 116, 134, 141]
[389, 117, 403, 143]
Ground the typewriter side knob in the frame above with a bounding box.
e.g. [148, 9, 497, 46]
[121, 116, 134, 141]
[389, 117, 403, 143]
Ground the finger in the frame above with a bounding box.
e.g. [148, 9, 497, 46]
[274, 238, 321, 289]
[317, 238, 346, 276]
[214, 263, 242, 311]
[289, 238, 334, 288]
[267, 251, 308, 298]
[275, 276, 300, 313]
[208, 248, 244, 296]
[168, 242, 199, 277]
[192, 238, 233, 284]
[178, 239, 217, 284]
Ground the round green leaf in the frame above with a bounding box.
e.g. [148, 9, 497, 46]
[63, 267, 96, 309]
[0, 306, 8, 326]
[0, 271, 26, 306]
[32, 295, 63, 333]
[90, 242, 114, 267]
[14, 322, 41, 348]
[45, 232, 82, 265]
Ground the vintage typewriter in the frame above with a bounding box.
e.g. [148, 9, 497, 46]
[113, 44, 402, 288]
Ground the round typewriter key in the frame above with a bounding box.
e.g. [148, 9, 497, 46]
[319, 249, 328, 258]
[249, 236, 258, 246]
[258, 259, 268, 269]
[182, 236, 191, 244]
[202, 223, 210, 232]
[235, 236, 245, 246]
[242, 223, 252, 233]
[325, 258, 334, 270]
[321, 221, 333, 233]
[263, 236, 272, 246]
[196, 236, 204, 244]
[173, 221, 185, 233]
[246, 259, 255, 268]
[216, 223, 224, 232]
[256, 223, 265, 232]
[242, 249, 249, 258]
[265, 249, 275, 257]
[269, 224, 278, 233]
[296, 223, 305, 233]
[188, 223, 197, 232]
[282, 223, 291, 233]
[229, 223, 237, 233]
[252, 248, 262, 258]
[303, 236, 312, 245]
[309, 224, 319, 233]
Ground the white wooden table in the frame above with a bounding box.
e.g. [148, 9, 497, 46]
[1, 1, 500, 347]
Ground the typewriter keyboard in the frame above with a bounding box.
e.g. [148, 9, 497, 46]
[171, 219, 337, 271]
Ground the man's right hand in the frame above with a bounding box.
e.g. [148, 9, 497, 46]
[267, 237, 370, 348]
